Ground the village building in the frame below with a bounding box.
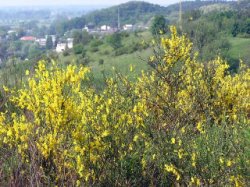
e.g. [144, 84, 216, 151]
[83, 25, 89, 32]
[100, 25, 111, 31]
[56, 43, 67, 53]
[123, 24, 133, 31]
[7, 30, 16, 34]
[83, 24, 95, 33]
[20, 36, 36, 41]
[36, 38, 46, 46]
[67, 38, 74, 49]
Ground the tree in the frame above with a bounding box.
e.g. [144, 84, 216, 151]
[106, 32, 122, 49]
[151, 15, 168, 35]
[243, 18, 250, 34]
[232, 23, 239, 37]
[73, 44, 84, 55]
[8, 32, 18, 41]
[46, 36, 53, 50]
[28, 44, 42, 59]
[73, 30, 92, 45]
[72, 30, 83, 45]
[16, 28, 26, 38]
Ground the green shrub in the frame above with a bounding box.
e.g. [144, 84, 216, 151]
[0, 26, 249, 186]
[73, 44, 84, 55]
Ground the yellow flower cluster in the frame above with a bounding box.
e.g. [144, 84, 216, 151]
[165, 164, 181, 181]
[0, 26, 249, 186]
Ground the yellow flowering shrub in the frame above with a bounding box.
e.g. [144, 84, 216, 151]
[0, 26, 249, 186]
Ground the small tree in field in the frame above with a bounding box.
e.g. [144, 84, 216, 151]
[106, 32, 122, 49]
[46, 36, 53, 50]
[151, 15, 168, 35]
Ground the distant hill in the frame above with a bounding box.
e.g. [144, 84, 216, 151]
[166, 1, 231, 12]
[82, 1, 245, 26]
[54, 1, 248, 35]
[84, 1, 168, 27]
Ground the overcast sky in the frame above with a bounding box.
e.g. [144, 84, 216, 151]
[0, 0, 180, 6]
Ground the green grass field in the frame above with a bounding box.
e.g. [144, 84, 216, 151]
[228, 37, 250, 63]
[59, 31, 153, 89]
[1, 33, 249, 90]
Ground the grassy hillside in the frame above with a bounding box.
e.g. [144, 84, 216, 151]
[59, 31, 153, 89]
[1, 1, 250, 89]
[228, 37, 250, 61]
[0, 30, 153, 89]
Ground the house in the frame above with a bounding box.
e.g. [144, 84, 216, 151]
[7, 30, 16, 34]
[123, 24, 133, 31]
[36, 38, 46, 46]
[20, 36, 36, 41]
[83, 24, 95, 33]
[83, 25, 89, 32]
[56, 43, 67, 53]
[100, 25, 111, 31]
[67, 38, 74, 49]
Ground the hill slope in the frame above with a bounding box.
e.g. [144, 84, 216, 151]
[55, 1, 247, 33]
[83, 1, 242, 26]
[84, 1, 168, 26]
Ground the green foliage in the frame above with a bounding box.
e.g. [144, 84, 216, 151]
[53, 17, 86, 36]
[73, 30, 92, 45]
[90, 39, 103, 48]
[113, 41, 149, 56]
[81, 48, 87, 58]
[46, 36, 53, 50]
[243, 18, 250, 35]
[28, 44, 43, 59]
[202, 37, 231, 61]
[85, 1, 169, 26]
[232, 23, 240, 37]
[73, 44, 84, 55]
[98, 58, 104, 65]
[63, 50, 70, 57]
[90, 46, 99, 53]
[0, 27, 249, 186]
[106, 32, 122, 49]
[151, 15, 168, 35]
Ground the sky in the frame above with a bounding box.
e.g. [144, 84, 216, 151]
[0, 0, 180, 7]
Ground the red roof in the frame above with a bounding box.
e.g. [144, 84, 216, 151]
[20, 36, 36, 41]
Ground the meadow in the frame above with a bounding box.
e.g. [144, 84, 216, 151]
[228, 37, 250, 61]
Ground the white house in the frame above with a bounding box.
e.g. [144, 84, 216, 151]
[100, 25, 111, 31]
[83, 25, 89, 32]
[36, 38, 46, 46]
[7, 30, 16, 34]
[83, 24, 95, 33]
[123, 24, 133, 31]
[56, 43, 67, 53]
[67, 38, 74, 49]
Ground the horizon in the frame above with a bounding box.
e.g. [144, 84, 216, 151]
[0, 0, 180, 7]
